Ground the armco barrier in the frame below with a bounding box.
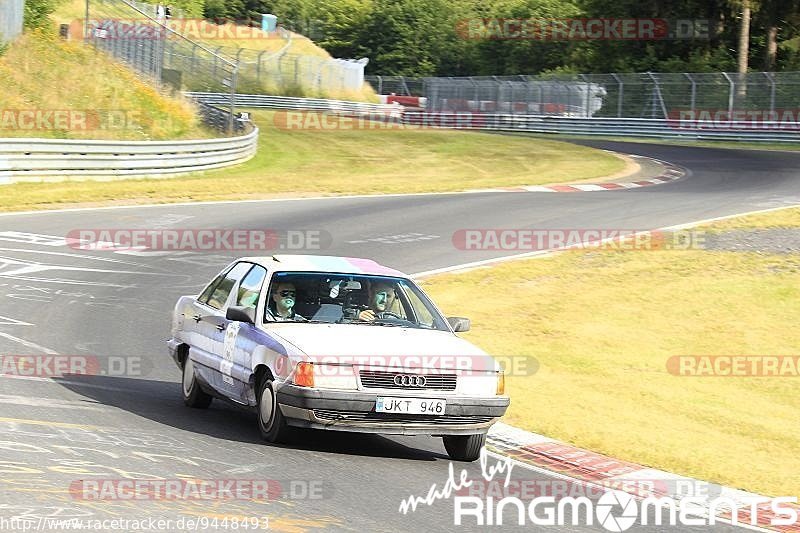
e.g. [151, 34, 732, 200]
[187, 92, 400, 115]
[402, 113, 800, 143]
[190, 92, 800, 143]
[0, 127, 259, 182]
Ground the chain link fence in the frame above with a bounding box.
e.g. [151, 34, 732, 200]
[0, 0, 24, 42]
[365, 75, 425, 97]
[81, 0, 368, 104]
[366, 73, 800, 119]
[81, 0, 240, 133]
[222, 36, 368, 96]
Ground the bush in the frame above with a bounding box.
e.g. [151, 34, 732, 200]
[24, 0, 58, 30]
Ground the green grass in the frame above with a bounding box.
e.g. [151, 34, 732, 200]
[704, 206, 800, 231]
[421, 206, 800, 499]
[0, 30, 210, 140]
[0, 109, 624, 211]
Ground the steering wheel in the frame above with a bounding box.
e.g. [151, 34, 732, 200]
[376, 311, 403, 320]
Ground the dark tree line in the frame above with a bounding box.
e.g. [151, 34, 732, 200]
[120, 0, 800, 74]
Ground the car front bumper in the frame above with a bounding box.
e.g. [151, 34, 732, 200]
[276, 383, 510, 436]
[166, 337, 182, 368]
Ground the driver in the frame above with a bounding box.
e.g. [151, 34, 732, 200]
[358, 281, 397, 322]
[271, 282, 304, 321]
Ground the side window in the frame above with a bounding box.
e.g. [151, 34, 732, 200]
[198, 271, 227, 303]
[236, 265, 267, 309]
[205, 262, 252, 310]
[401, 282, 435, 328]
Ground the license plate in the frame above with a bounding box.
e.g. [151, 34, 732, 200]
[375, 397, 446, 415]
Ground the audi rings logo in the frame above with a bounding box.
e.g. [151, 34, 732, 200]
[393, 374, 427, 387]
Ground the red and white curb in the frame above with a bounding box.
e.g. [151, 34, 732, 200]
[470, 157, 686, 193]
[487, 422, 800, 532]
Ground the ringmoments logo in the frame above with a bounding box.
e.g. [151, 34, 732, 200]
[452, 489, 798, 529]
[399, 452, 799, 530]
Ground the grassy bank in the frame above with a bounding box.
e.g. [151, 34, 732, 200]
[422, 207, 800, 498]
[0, 110, 624, 211]
[52, 0, 378, 101]
[0, 31, 209, 140]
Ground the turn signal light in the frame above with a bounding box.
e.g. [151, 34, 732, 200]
[496, 372, 505, 395]
[294, 362, 315, 387]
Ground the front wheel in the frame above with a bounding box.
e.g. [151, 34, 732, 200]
[182, 357, 212, 408]
[257, 377, 292, 443]
[443, 433, 486, 461]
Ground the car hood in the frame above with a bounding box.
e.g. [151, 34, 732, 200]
[265, 323, 498, 371]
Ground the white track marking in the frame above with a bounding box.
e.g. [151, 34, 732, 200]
[412, 203, 800, 278]
[0, 232, 68, 246]
[0, 255, 157, 277]
[0, 247, 156, 267]
[0, 373, 164, 393]
[0, 315, 33, 327]
[0, 332, 59, 354]
[0, 192, 485, 219]
[0, 394, 106, 411]
[346, 233, 440, 245]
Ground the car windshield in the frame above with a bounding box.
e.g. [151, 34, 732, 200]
[263, 272, 449, 331]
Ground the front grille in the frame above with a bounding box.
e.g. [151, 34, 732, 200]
[313, 409, 493, 425]
[359, 370, 457, 391]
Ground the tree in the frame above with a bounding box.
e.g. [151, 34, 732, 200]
[737, 0, 751, 73]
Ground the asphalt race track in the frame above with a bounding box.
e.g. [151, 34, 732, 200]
[0, 140, 798, 532]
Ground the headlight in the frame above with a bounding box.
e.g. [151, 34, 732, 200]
[293, 362, 314, 387]
[292, 362, 357, 390]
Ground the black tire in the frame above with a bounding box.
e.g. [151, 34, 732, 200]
[182, 356, 212, 408]
[257, 376, 292, 443]
[443, 433, 486, 462]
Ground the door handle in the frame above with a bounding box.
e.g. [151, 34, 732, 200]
[192, 315, 202, 322]
[216, 324, 226, 332]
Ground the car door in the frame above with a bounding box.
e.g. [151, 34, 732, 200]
[188, 262, 252, 395]
[216, 263, 268, 404]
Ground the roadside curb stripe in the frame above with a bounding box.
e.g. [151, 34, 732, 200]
[468, 157, 687, 193]
[487, 422, 800, 531]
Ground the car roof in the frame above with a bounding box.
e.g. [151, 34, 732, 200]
[238, 255, 407, 277]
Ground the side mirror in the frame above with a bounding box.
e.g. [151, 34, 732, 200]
[447, 316, 471, 332]
[226, 306, 255, 324]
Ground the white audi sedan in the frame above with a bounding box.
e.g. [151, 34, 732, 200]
[168, 255, 509, 461]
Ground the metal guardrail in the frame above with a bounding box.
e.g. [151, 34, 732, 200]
[188, 92, 398, 114]
[401, 113, 800, 143]
[190, 92, 800, 143]
[0, 127, 259, 182]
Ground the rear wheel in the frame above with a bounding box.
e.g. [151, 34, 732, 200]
[257, 377, 292, 443]
[182, 357, 212, 408]
[443, 433, 486, 462]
